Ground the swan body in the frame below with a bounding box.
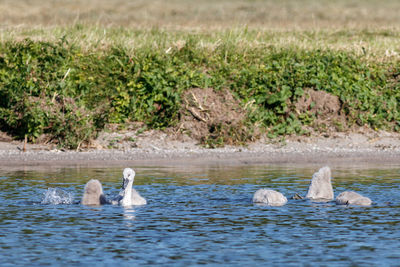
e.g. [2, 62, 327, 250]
[336, 191, 372, 206]
[129, 188, 147, 205]
[113, 168, 147, 206]
[253, 189, 287, 206]
[305, 166, 334, 201]
[81, 179, 107, 206]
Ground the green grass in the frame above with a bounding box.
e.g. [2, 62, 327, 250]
[0, 0, 400, 148]
[0, 29, 399, 148]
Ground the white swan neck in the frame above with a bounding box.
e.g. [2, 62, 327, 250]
[121, 179, 133, 206]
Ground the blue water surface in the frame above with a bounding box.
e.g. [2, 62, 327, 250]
[0, 165, 399, 266]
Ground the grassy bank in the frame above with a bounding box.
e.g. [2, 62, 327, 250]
[0, 28, 399, 148]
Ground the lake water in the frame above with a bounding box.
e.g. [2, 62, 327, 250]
[0, 164, 400, 266]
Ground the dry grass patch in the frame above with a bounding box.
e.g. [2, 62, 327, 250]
[1, 0, 400, 29]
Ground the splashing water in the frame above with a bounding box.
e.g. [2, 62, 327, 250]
[41, 188, 74, 205]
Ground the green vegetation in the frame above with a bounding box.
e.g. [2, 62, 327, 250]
[0, 29, 399, 148]
[0, 0, 400, 148]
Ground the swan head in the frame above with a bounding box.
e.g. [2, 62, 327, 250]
[122, 168, 135, 189]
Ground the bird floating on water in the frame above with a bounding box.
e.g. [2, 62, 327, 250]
[81, 179, 107, 206]
[252, 188, 288, 206]
[81, 168, 146, 206]
[336, 191, 372, 206]
[111, 168, 147, 206]
[305, 166, 334, 201]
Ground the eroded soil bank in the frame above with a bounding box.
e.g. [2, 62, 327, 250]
[1, 86, 399, 169]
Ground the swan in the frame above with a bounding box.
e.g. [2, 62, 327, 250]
[253, 189, 287, 206]
[336, 191, 372, 206]
[81, 179, 107, 206]
[305, 166, 334, 201]
[112, 168, 147, 206]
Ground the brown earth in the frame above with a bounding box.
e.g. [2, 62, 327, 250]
[1, 88, 399, 160]
[0, 131, 13, 142]
[177, 87, 253, 146]
[294, 88, 347, 134]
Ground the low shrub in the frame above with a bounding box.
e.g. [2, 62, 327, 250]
[0, 35, 398, 148]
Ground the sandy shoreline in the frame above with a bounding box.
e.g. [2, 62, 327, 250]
[1, 131, 399, 170]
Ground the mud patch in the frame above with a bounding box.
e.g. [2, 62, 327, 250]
[0, 131, 13, 142]
[178, 88, 253, 146]
[294, 89, 347, 133]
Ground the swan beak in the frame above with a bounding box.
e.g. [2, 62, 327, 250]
[122, 177, 129, 189]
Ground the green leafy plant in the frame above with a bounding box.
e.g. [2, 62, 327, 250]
[0, 35, 399, 148]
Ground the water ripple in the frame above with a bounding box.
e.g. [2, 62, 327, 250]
[0, 166, 399, 265]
